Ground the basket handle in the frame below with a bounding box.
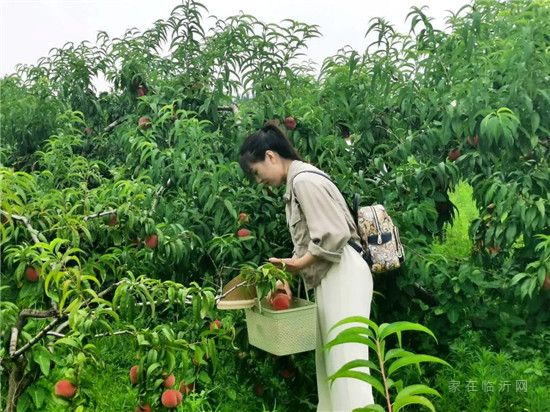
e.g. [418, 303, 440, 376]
[297, 276, 310, 301]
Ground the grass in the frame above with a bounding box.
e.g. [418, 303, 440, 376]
[432, 181, 479, 260]
[89, 334, 139, 411]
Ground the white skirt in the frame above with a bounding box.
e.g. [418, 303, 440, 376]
[314, 245, 375, 411]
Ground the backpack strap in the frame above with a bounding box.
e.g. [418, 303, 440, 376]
[290, 170, 348, 214]
[290, 169, 360, 238]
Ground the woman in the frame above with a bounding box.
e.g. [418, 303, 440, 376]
[239, 123, 375, 411]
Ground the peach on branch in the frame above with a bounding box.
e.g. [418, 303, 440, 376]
[179, 380, 195, 395]
[161, 389, 182, 408]
[447, 148, 461, 161]
[284, 116, 297, 130]
[163, 373, 176, 388]
[129, 365, 139, 385]
[145, 234, 158, 249]
[25, 266, 39, 283]
[54, 380, 76, 399]
[237, 228, 251, 238]
[209, 319, 222, 331]
[138, 116, 151, 129]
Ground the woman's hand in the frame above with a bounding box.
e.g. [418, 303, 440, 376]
[268, 253, 318, 272]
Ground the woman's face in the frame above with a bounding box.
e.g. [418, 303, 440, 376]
[249, 151, 286, 187]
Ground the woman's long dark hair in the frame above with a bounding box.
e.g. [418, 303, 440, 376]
[239, 123, 302, 177]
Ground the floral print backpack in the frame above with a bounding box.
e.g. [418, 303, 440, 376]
[356, 203, 405, 273]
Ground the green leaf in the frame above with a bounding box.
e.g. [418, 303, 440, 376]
[55, 337, 81, 349]
[29, 387, 47, 409]
[393, 395, 436, 412]
[385, 348, 414, 362]
[324, 331, 377, 353]
[353, 405, 385, 412]
[223, 199, 237, 220]
[146, 362, 161, 378]
[328, 316, 379, 335]
[387, 354, 450, 377]
[379, 321, 437, 342]
[328, 369, 385, 397]
[395, 384, 440, 403]
[33, 346, 52, 376]
[332, 358, 380, 374]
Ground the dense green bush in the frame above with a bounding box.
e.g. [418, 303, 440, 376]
[1, 0, 548, 410]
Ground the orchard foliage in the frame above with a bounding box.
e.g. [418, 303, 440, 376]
[1, 0, 549, 410]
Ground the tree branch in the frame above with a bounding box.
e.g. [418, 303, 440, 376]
[83, 209, 117, 221]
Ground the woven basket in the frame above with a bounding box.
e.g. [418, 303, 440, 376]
[245, 282, 317, 356]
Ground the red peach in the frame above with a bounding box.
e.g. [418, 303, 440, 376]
[210, 319, 222, 331]
[145, 234, 158, 249]
[136, 85, 148, 97]
[138, 116, 151, 129]
[237, 228, 251, 238]
[129, 365, 139, 385]
[135, 405, 152, 412]
[54, 380, 76, 399]
[467, 135, 480, 147]
[254, 383, 265, 396]
[271, 293, 291, 311]
[279, 369, 295, 379]
[164, 373, 176, 388]
[107, 214, 117, 226]
[179, 380, 194, 395]
[238, 212, 249, 223]
[447, 148, 461, 161]
[161, 389, 182, 408]
[284, 116, 297, 130]
[25, 266, 39, 283]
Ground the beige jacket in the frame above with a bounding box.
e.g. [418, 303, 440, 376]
[283, 160, 361, 288]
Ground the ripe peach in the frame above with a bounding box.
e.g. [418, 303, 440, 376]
[135, 404, 152, 412]
[145, 234, 158, 249]
[447, 148, 461, 161]
[54, 380, 76, 399]
[238, 212, 249, 223]
[210, 319, 222, 331]
[179, 380, 194, 395]
[279, 368, 295, 379]
[271, 293, 291, 311]
[284, 116, 297, 130]
[237, 228, 251, 238]
[136, 85, 148, 97]
[138, 116, 151, 129]
[161, 389, 182, 408]
[254, 383, 265, 396]
[129, 365, 139, 385]
[163, 373, 176, 388]
[107, 214, 117, 226]
[467, 135, 480, 147]
[25, 266, 39, 283]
